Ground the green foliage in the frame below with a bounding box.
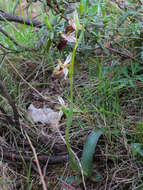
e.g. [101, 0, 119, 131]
[65, 25, 85, 172]
[132, 143, 143, 157]
[0, 0, 143, 189]
[79, 0, 88, 15]
[81, 130, 103, 177]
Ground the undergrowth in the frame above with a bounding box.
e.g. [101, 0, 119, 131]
[0, 0, 143, 190]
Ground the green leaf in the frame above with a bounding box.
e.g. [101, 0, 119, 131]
[79, 0, 87, 15]
[117, 10, 138, 28]
[129, 79, 135, 88]
[13, 0, 20, 15]
[134, 183, 143, 190]
[46, 39, 52, 52]
[43, 14, 53, 30]
[132, 143, 143, 157]
[88, 5, 97, 16]
[61, 176, 82, 185]
[90, 173, 103, 182]
[81, 130, 103, 177]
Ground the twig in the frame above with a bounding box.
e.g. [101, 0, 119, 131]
[0, 150, 69, 164]
[0, 150, 69, 163]
[107, 46, 143, 65]
[0, 10, 44, 28]
[0, 79, 20, 126]
[0, 42, 29, 55]
[0, 54, 6, 68]
[0, 10, 47, 52]
[0, 26, 21, 47]
[137, 0, 143, 5]
[46, 0, 68, 21]
[25, 132, 48, 190]
[0, 26, 46, 52]
[0, 42, 18, 52]
[6, 57, 55, 103]
[0, 29, 48, 54]
[0, 26, 38, 51]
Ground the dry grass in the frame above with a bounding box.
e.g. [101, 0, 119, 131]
[0, 0, 143, 189]
[0, 53, 143, 190]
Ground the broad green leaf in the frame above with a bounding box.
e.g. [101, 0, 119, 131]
[81, 129, 103, 177]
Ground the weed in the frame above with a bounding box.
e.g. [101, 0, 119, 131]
[0, 0, 143, 189]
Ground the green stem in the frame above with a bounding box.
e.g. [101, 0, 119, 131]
[65, 26, 84, 166]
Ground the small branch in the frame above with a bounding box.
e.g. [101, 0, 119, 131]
[0, 42, 27, 54]
[0, 150, 69, 164]
[0, 26, 36, 50]
[137, 0, 143, 5]
[0, 54, 6, 66]
[0, 26, 48, 53]
[107, 46, 143, 65]
[25, 132, 48, 190]
[46, 0, 68, 21]
[0, 27, 21, 47]
[0, 79, 20, 126]
[0, 10, 44, 28]
[6, 57, 54, 103]
[0, 42, 18, 52]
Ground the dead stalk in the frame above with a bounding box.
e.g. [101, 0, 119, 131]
[25, 132, 48, 190]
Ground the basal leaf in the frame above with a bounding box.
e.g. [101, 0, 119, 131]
[81, 129, 103, 177]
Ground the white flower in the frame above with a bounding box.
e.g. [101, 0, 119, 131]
[62, 31, 76, 43]
[52, 54, 72, 80]
[58, 96, 68, 119]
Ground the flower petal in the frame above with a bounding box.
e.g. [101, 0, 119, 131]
[64, 54, 72, 65]
[58, 96, 65, 106]
[62, 32, 76, 43]
[63, 68, 69, 79]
